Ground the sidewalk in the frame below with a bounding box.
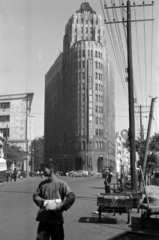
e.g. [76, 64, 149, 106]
[63, 177, 141, 240]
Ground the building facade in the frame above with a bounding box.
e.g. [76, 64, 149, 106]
[0, 93, 34, 171]
[44, 1, 115, 173]
[115, 131, 130, 177]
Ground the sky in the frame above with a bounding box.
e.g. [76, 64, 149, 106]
[0, 0, 159, 139]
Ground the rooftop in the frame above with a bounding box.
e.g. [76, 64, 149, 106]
[76, 1, 96, 14]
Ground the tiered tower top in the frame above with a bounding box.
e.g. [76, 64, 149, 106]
[77, 1, 96, 14]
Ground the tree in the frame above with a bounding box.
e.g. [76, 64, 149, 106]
[123, 133, 159, 174]
[3, 143, 25, 168]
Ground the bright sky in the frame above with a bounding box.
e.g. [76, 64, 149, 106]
[0, 0, 159, 138]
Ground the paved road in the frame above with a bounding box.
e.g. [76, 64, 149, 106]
[0, 176, 140, 240]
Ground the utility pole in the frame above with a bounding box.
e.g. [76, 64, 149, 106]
[139, 105, 144, 141]
[142, 97, 157, 177]
[103, 0, 154, 191]
[5, 124, 8, 159]
[127, 0, 137, 191]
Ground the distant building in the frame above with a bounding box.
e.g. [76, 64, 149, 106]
[44, 1, 115, 173]
[0, 93, 34, 171]
[31, 137, 44, 171]
[115, 132, 130, 176]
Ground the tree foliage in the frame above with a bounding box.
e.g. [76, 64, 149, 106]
[3, 144, 25, 167]
[123, 133, 159, 174]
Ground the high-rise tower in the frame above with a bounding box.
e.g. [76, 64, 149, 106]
[44, 1, 115, 173]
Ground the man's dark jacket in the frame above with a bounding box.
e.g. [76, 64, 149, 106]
[33, 176, 75, 224]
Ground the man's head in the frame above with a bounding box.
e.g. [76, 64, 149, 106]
[44, 161, 58, 177]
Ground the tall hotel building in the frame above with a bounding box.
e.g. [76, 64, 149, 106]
[44, 1, 115, 173]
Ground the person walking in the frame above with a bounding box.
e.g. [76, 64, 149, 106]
[13, 168, 17, 182]
[104, 175, 110, 193]
[33, 161, 75, 240]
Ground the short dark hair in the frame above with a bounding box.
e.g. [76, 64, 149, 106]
[44, 161, 58, 173]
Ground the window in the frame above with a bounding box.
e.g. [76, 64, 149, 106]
[79, 72, 81, 79]
[79, 51, 81, 57]
[98, 62, 100, 69]
[95, 51, 97, 57]
[98, 52, 100, 58]
[0, 102, 10, 109]
[88, 50, 90, 57]
[79, 62, 81, 68]
[82, 61, 85, 68]
[83, 83, 85, 90]
[81, 27, 83, 33]
[0, 128, 9, 137]
[95, 83, 98, 90]
[83, 50, 85, 57]
[95, 141, 98, 150]
[96, 106, 98, 113]
[95, 129, 98, 136]
[96, 72, 98, 79]
[83, 72, 85, 79]
[96, 117, 98, 124]
[0, 115, 10, 122]
[91, 50, 93, 57]
[96, 94, 98, 101]
[99, 73, 100, 80]
[82, 141, 85, 150]
[86, 27, 88, 33]
[95, 62, 98, 68]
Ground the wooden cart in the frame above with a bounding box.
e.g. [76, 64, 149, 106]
[97, 193, 133, 223]
[140, 186, 159, 220]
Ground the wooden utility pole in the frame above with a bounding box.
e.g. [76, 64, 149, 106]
[142, 97, 157, 176]
[127, 0, 137, 191]
[139, 105, 144, 141]
[103, 0, 154, 191]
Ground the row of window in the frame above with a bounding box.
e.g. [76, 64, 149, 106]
[95, 117, 103, 124]
[0, 115, 10, 122]
[95, 84, 103, 91]
[74, 72, 103, 81]
[73, 50, 102, 59]
[95, 141, 104, 150]
[95, 106, 103, 113]
[73, 18, 100, 25]
[0, 102, 10, 109]
[95, 129, 104, 136]
[95, 95, 103, 102]
[76, 61, 103, 70]
[73, 140, 105, 151]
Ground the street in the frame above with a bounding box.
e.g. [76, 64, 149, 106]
[0, 176, 140, 240]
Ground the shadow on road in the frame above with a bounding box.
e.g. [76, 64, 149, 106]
[78, 216, 117, 224]
[90, 187, 104, 189]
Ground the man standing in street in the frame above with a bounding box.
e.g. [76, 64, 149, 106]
[33, 161, 75, 240]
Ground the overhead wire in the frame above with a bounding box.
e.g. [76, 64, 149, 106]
[102, 0, 128, 100]
[134, 1, 143, 105]
[143, 1, 147, 106]
[150, 1, 154, 96]
[119, 0, 127, 41]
